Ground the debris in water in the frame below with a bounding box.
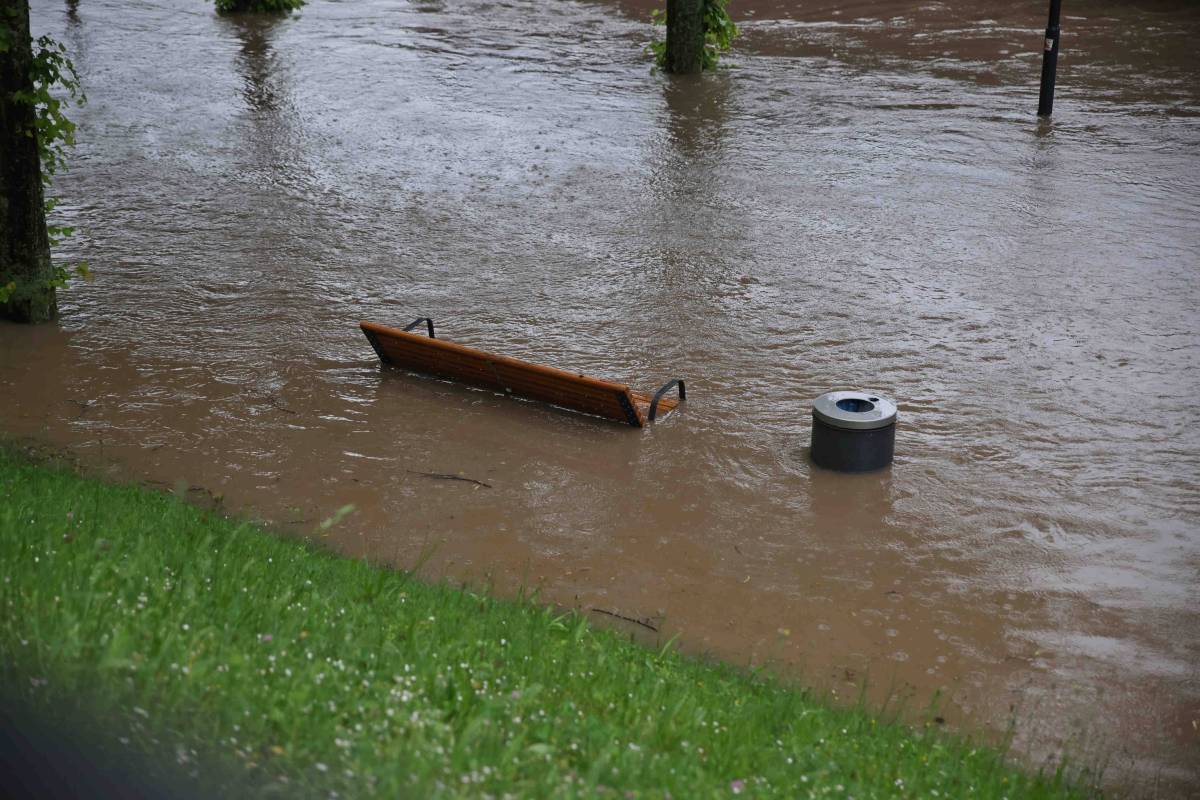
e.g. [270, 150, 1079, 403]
[590, 608, 659, 632]
[406, 470, 492, 489]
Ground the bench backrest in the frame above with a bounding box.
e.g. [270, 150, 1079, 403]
[361, 321, 646, 427]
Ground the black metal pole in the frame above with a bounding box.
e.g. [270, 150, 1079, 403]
[1037, 0, 1063, 116]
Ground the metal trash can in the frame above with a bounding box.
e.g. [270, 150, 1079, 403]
[810, 390, 897, 472]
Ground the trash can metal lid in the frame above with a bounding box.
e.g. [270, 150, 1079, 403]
[812, 390, 897, 431]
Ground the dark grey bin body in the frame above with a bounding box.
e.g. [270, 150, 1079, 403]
[809, 391, 897, 472]
[810, 417, 895, 472]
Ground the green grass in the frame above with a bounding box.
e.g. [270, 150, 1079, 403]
[0, 446, 1095, 798]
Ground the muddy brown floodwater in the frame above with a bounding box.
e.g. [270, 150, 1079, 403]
[5, 0, 1200, 793]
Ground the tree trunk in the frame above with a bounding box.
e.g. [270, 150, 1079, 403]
[1, 0, 57, 323]
[665, 0, 704, 75]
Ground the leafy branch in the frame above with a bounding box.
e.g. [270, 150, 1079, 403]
[21, 35, 84, 182]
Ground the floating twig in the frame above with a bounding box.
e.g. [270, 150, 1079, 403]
[67, 399, 96, 418]
[406, 470, 492, 489]
[590, 608, 659, 633]
[262, 394, 298, 415]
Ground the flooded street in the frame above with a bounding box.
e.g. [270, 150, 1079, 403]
[5, 0, 1200, 792]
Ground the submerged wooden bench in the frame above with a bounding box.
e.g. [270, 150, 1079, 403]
[361, 318, 685, 427]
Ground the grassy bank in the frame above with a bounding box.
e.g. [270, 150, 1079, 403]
[0, 446, 1093, 798]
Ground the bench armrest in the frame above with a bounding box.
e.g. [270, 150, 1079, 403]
[404, 317, 436, 338]
[648, 379, 686, 422]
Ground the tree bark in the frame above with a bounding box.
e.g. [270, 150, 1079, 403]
[664, 0, 704, 75]
[1, 0, 57, 323]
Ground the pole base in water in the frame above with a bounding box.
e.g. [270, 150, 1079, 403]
[1036, 0, 1063, 117]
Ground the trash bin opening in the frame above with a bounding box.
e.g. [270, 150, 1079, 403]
[836, 398, 876, 413]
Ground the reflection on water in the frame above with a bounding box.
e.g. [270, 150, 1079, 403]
[662, 73, 731, 159]
[230, 16, 287, 114]
[7, 0, 1200, 794]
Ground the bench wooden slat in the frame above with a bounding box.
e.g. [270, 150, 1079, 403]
[360, 320, 683, 427]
